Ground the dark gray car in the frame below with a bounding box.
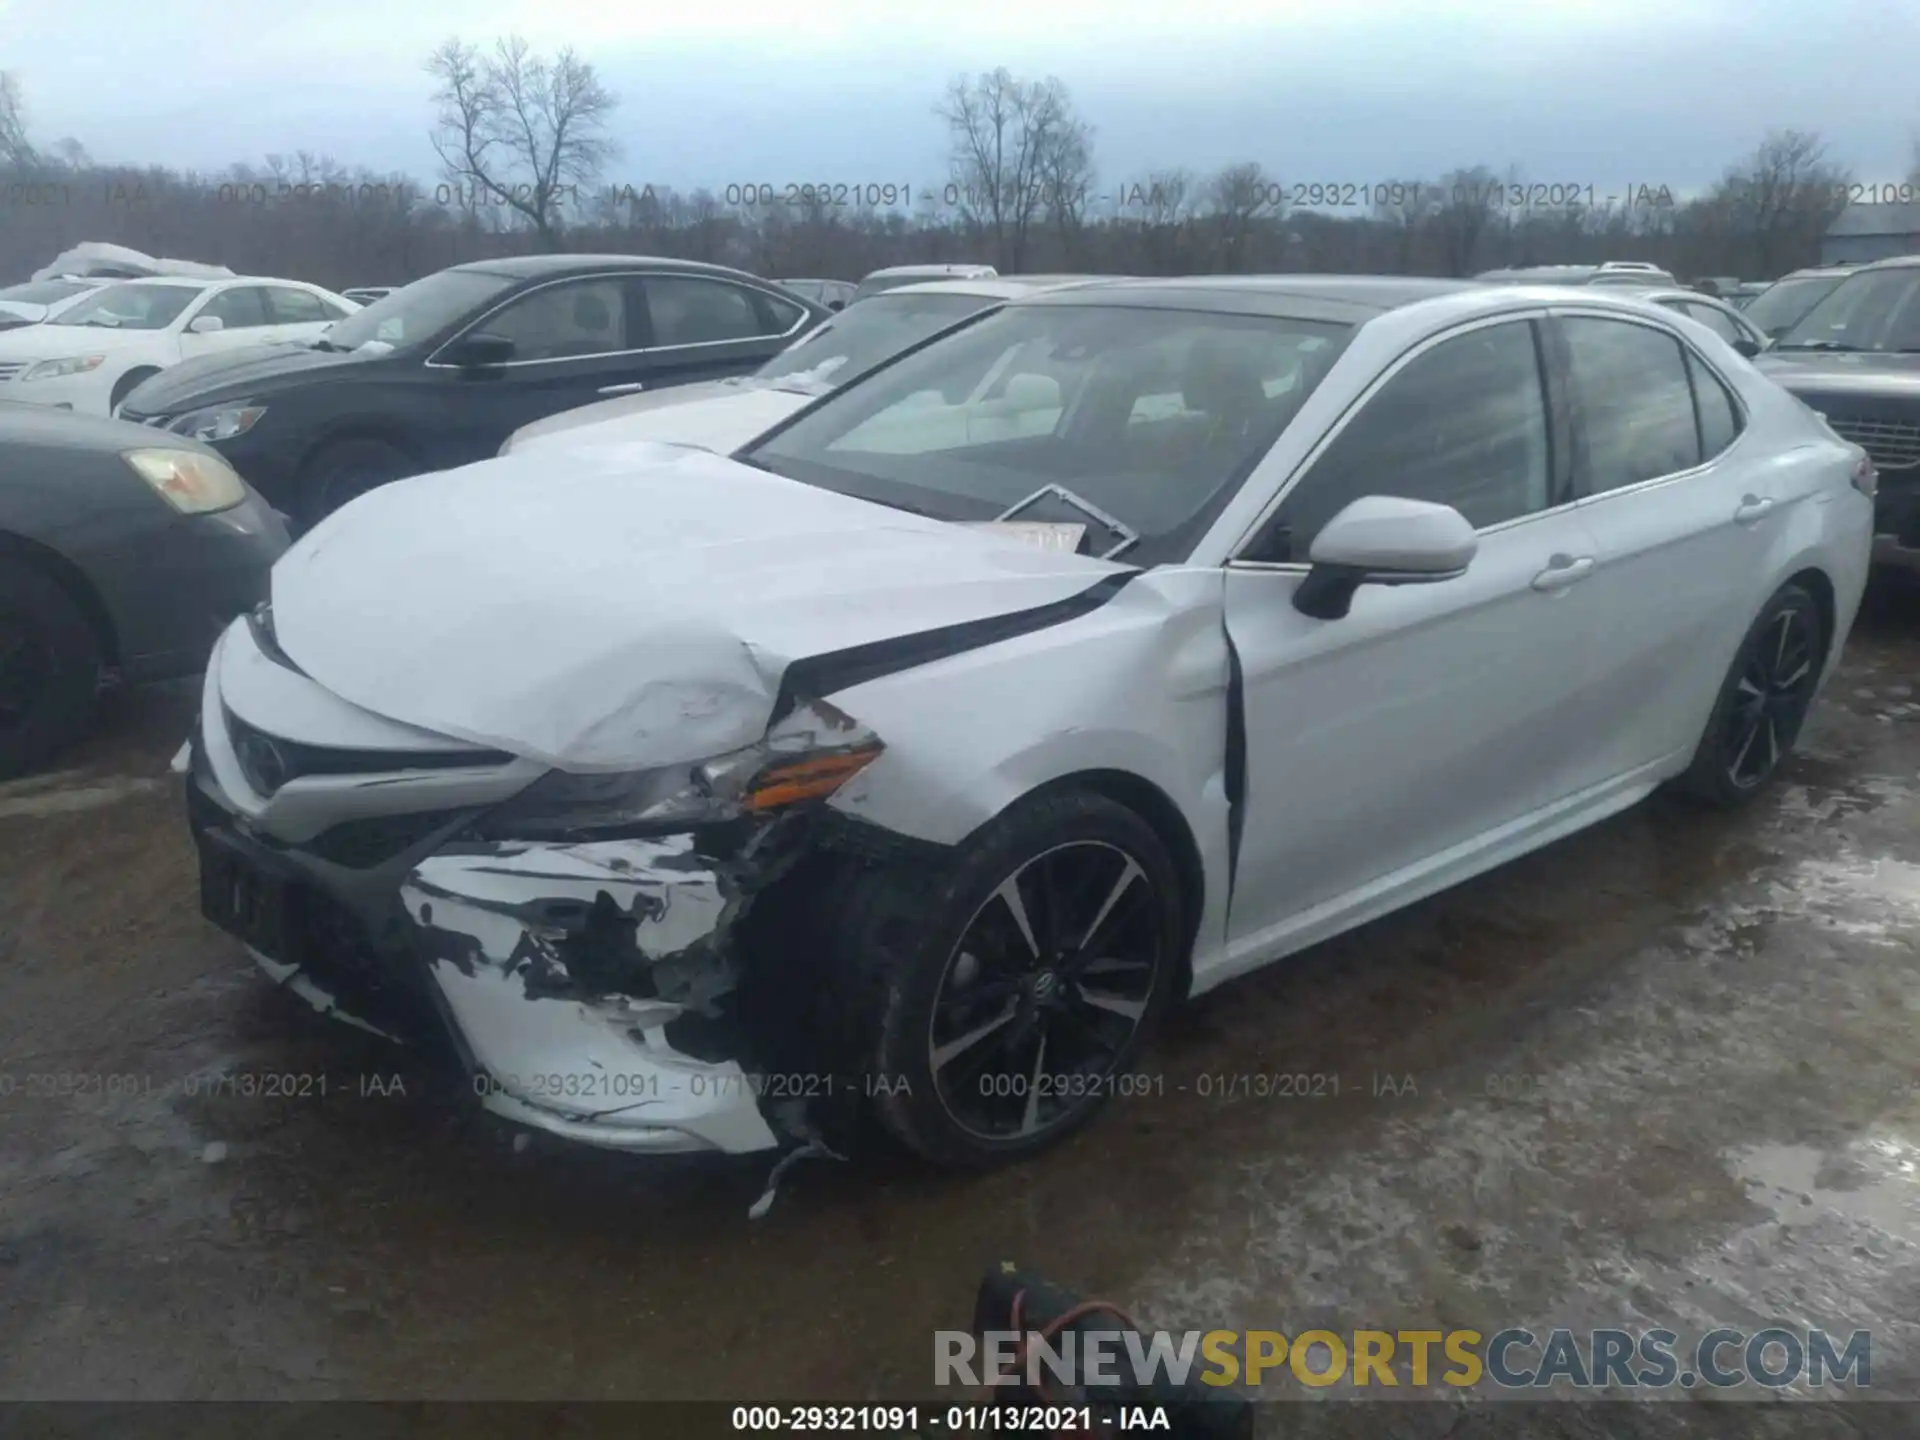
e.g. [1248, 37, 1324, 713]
[0, 402, 288, 775]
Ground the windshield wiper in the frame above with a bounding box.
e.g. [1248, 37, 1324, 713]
[996, 483, 1141, 560]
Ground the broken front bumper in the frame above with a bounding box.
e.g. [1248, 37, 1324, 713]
[187, 731, 783, 1157]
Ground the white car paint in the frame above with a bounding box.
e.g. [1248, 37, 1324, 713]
[186, 280, 1875, 1160]
[0, 276, 359, 415]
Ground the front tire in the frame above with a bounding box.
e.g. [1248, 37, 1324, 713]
[0, 560, 103, 779]
[1673, 582, 1825, 807]
[829, 790, 1184, 1169]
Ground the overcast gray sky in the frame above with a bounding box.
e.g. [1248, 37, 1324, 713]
[2, 0, 1917, 202]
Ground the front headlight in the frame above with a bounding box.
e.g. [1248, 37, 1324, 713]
[122, 448, 248, 515]
[170, 402, 268, 442]
[21, 354, 106, 381]
[478, 698, 884, 840]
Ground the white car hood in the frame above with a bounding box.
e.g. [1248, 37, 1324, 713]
[0, 323, 156, 359]
[511, 383, 810, 456]
[270, 443, 1124, 771]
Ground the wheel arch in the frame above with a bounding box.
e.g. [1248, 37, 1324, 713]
[988, 767, 1208, 998]
[0, 530, 121, 668]
[1783, 564, 1836, 656]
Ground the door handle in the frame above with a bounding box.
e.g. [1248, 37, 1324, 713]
[1531, 554, 1595, 592]
[598, 382, 647, 396]
[1733, 495, 1775, 524]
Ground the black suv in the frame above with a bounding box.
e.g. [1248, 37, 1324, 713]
[117, 256, 826, 525]
[1756, 254, 1920, 571]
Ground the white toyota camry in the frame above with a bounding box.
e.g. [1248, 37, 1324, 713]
[0, 275, 358, 415]
[183, 276, 1875, 1171]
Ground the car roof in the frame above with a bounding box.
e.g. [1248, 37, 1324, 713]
[1011, 274, 1480, 323]
[1009, 274, 1717, 333]
[862, 264, 995, 278]
[1589, 284, 1735, 306]
[1857, 254, 1920, 272]
[452, 254, 763, 282]
[877, 275, 1123, 301]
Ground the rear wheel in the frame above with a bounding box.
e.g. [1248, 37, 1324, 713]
[1674, 582, 1825, 807]
[0, 561, 103, 779]
[297, 437, 417, 527]
[826, 790, 1184, 1168]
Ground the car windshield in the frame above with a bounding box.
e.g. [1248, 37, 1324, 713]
[49, 283, 200, 330]
[1744, 276, 1847, 337]
[743, 302, 1351, 560]
[0, 280, 92, 304]
[756, 291, 999, 391]
[326, 268, 517, 351]
[1775, 267, 1920, 352]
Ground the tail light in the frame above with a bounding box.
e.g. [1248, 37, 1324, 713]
[1851, 452, 1877, 498]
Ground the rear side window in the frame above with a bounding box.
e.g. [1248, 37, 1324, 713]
[1688, 351, 1743, 460]
[1563, 317, 1701, 494]
[266, 287, 330, 324]
[644, 276, 763, 346]
[757, 291, 807, 334]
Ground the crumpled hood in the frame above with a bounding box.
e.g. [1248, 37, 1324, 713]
[507, 381, 809, 456]
[270, 443, 1122, 771]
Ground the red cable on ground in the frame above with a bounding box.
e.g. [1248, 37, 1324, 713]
[975, 1287, 1146, 1439]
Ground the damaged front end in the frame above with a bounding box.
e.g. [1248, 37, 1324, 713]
[190, 682, 893, 1158]
[400, 697, 885, 1155]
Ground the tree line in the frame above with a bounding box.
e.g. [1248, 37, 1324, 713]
[0, 43, 1906, 293]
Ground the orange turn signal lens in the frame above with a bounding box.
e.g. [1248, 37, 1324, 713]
[742, 742, 884, 811]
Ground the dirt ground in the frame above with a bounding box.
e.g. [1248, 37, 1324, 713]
[2, 576, 1917, 1431]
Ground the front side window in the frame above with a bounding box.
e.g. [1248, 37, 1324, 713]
[49, 283, 201, 331]
[744, 303, 1352, 561]
[1563, 317, 1701, 494]
[328, 269, 516, 351]
[1775, 267, 1920, 353]
[266, 287, 330, 324]
[1262, 320, 1552, 562]
[478, 279, 630, 361]
[197, 287, 272, 328]
[644, 276, 762, 346]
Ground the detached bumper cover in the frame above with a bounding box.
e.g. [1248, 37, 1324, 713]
[402, 840, 780, 1154]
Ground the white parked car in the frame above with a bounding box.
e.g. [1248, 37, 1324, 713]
[501, 276, 1119, 458]
[0, 276, 359, 415]
[183, 277, 1873, 1171]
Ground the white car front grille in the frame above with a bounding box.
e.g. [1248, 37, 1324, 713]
[1826, 416, 1920, 471]
[0, 362, 24, 382]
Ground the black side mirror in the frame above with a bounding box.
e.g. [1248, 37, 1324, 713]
[1733, 337, 1763, 359]
[442, 332, 515, 369]
[828, 299, 845, 311]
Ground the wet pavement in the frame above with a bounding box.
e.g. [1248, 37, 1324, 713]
[1, 575, 1917, 1430]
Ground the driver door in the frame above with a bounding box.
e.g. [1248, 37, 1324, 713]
[1221, 316, 1606, 957]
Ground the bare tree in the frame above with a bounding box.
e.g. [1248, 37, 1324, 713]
[424, 36, 618, 252]
[1205, 162, 1281, 272]
[1429, 165, 1505, 275]
[937, 68, 1091, 271]
[1, 71, 37, 170]
[1711, 130, 1851, 277]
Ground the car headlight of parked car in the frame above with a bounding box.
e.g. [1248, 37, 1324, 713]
[479, 703, 885, 840]
[169, 403, 268, 442]
[21, 354, 106, 381]
[122, 448, 248, 515]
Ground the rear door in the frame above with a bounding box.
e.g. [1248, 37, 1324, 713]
[1548, 310, 1780, 780]
[632, 274, 812, 395]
